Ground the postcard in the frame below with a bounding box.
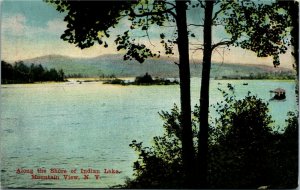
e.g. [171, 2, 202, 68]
[1, 0, 298, 189]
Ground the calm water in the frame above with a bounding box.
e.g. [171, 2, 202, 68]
[0, 79, 297, 188]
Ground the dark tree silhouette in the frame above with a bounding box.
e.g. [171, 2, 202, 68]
[124, 88, 298, 188]
[46, 0, 296, 188]
[223, 1, 294, 67]
[1, 61, 14, 83]
[276, 0, 299, 96]
[193, 1, 297, 186]
[47, 0, 196, 186]
[197, 1, 214, 187]
[1, 61, 65, 84]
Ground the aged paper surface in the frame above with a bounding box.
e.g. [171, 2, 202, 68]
[1, 0, 298, 189]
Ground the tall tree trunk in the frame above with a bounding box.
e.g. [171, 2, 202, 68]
[283, 0, 299, 76]
[289, 1, 299, 101]
[175, 0, 196, 187]
[198, 0, 214, 188]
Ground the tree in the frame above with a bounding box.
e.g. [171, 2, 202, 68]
[197, 1, 214, 187]
[210, 89, 275, 188]
[276, 0, 299, 97]
[223, 1, 293, 67]
[1, 61, 64, 83]
[194, 0, 296, 186]
[124, 104, 194, 188]
[31, 64, 45, 82]
[124, 87, 297, 188]
[47, 0, 196, 186]
[47, 0, 296, 187]
[1, 61, 14, 83]
[14, 61, 30, 83]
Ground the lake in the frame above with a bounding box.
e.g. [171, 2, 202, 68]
[0, 79, 297, 188]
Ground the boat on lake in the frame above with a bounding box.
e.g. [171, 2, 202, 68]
[270, 88, 286, 101]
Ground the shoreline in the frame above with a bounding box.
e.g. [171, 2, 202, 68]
[0, 77, 296, 85]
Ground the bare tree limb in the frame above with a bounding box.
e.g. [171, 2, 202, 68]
[145, 15, 155, 47]
[161, 25, 176, 28]
[146, 29, 155, 47]
[212, 7, 224, 21]
[211, 0, 233, 22]
[211, 39, 234, 50]
[190, 47, 204, 51]
[190, 43, 204, 46]
[212, 46, 225, 63]
[212, 9, 224, 21]
[188, 23, 204, 27]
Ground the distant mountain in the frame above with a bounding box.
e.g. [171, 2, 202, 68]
[22, 54, 294, 78]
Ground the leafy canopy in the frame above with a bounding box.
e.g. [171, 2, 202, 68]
[222, 1, 291, 67]
[46, 0, 178, 63]
[46, 0, 138, 48]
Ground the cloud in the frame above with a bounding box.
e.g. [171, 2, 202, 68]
[2, 13, 66, 37]
[46, 19, 67, 34]
[2, 14, 26, 35]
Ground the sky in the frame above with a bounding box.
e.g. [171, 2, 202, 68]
[0, 0, 295, 69]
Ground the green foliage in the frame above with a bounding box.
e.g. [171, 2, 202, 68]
[103, 78, 126, 85]
[115, 31, 155, 63]
[219, 71, 296, 80]
[104, 73, 179, 86]
[45, 0, 138, 49]
[124, 86, 298, 188]
[222, 1, 292, 67]
[134, 72, 153, 83]
[209, 88, 276, 188]
[114, 0, 177, 62]
[1, 61, 65, 84]
[271, 111, 298, 188]
[46, 0, 177, 63]
[125, 105, 191, 188]
[212, 87, 274, 146]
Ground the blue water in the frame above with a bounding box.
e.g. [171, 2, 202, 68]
[0, 79, 297, 188]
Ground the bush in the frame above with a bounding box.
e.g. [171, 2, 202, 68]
[134, 73, 153, 84]
[124, 105, 190, 188]
[123, 85, 298, 188]
[269, 111, 298, 188]
[208, 88, 277, 188]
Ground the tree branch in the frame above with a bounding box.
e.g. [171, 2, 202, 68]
[143, 15, 156, 47]
[212, 7, 224, 21]
[214, 0, 221, 6]
[212, 46, 225, 64]
[198, 0, 205, 8]
[130, 7, 176, 19]
[212, 22, 226, 26]
[211, 39, 235, 50]
[190, 47, 204, 51]
[211, 1, 233, 22]
[164, 1, 176, 8]
[146, 29, 155, 47]
[190, 43, 204, 46]
[131, 34, 147, 38]
[188, 23, 204, 27]
[161, 25, 176, 28]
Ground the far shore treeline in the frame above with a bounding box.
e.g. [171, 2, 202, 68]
[1, 61, 65, 84]
[1, 59, 296, 84]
